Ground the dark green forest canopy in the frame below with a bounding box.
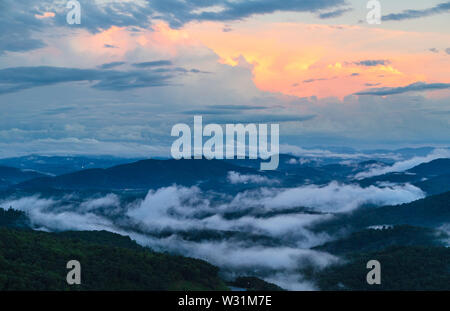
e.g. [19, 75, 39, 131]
[313, 225, 448, 255]
[1, 187, 449, 291]
[0, 227, 228, 291]
[311, 191, 450, 234]
[306, 246, 450, 291]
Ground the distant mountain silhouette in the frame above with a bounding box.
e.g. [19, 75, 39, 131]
[408, 158, 450, 175]
[15, 159, 266, 191]
[0, 166, 47, 189]
[313, 190, 450, 233]
[358, 158, 450, 195]
[0, 155, 141, 175]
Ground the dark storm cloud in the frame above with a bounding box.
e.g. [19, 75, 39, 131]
[355, 82, 450, 96]
[382, 1, 450, 21]
[0, 66, 175, 94]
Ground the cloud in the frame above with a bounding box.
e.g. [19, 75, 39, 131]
[181, 105, 268, 115]
[355, 82, 450, 96]
[303, 78, 329, 83]
[2, 187, 333, 289]
[167, 239, 338, 284]
[0, 66, 175, 94]
[287, 158, 312, 165]
[0, 195, 117, 232]
[354, 60, 390, 67]
[439, 224, 450, 246]
[231, 182, 425, 213]
[0, 0, 48, 54]
[0, 0, 347, 54]
[0, 35, 46, 55]
[355, 148, 450, 179]
[1, 178, 426, 289]
[446, 48, 450, 55]
[50, 0, 154, 33]
[0, 138, 169, 159]
[227, 171, 277, 185]
[318, 8, 352, 19]
[136, 235, 337, 290]
[280, 145, 400, 160]
[132, 60, 173, 68]
[181, 109, 235, 115]
[265, 272, 318, 291]
[149, 0, 347, 27]
[205, 114, 316, 124]
[79, 193, 120, 213]
[0, 0, 155, 54]
[208, 105, 268, 111]
[125, 186, 211, 231]
[98, 61, 126, 69]
[1, 13, 449, 154]
[383, 1, 450, 21]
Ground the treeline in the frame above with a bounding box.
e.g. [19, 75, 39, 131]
[0, 208, 29, 228]
[307, 246, 450, 291]
[314, 225, 448, 255]
[0, 227, 228, 291]
[308, 224, 450, 290]
[312, 191, 450, 234]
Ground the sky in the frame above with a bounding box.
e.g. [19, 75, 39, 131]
[0, 0, 449, 158]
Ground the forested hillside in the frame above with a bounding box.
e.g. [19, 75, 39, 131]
[307, 246, 450, 291]
[0, 227, 228, 291]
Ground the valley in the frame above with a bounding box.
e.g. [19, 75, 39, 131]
[0, 148, 449, 290]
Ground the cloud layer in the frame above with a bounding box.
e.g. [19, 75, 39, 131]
[0, 179, 426, 289]
[355, 82, 450, 96]
[355, 148, 450, 179]
[383, 1, 450, 21]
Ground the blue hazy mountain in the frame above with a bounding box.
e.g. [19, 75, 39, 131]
[358, 158, 450, 195]
[0, 155, 143, 175]
[14, 158, 270, 191]
[10, 156, 450, 194]
[312, 190, 450, 233]
[2, 152, 450, 291]
[313, 225, 448, 255]
[0, 166, 48, 189]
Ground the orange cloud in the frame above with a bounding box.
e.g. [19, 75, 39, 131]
[58, 21, 450, 99]
[35, 12, 55, 19]
[70, 23, 196, 59]
[184, 21, 450, 99]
